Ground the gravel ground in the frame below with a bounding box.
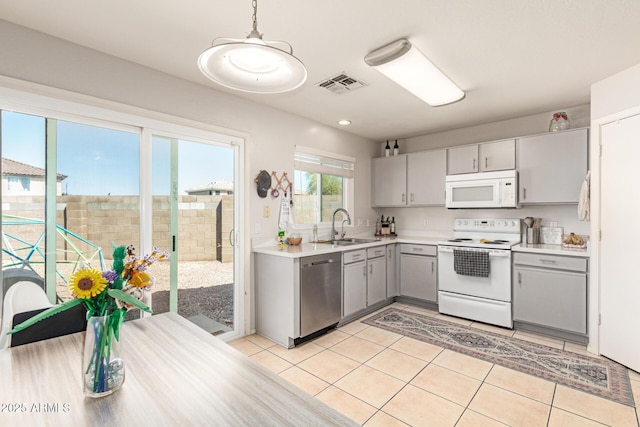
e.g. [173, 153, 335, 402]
[45, 260, 235, 328]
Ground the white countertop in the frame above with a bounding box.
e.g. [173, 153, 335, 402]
[254, 236, 591, 258]
[513, 243, 590, 257]
[253, 235, 443, 258]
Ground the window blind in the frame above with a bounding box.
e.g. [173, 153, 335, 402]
[294, 146, 355, 179]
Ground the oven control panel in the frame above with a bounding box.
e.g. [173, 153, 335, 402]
[454, 218, 521, 233]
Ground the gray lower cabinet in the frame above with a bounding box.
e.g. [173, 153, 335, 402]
[343, 247, 387, 318]
[399, 244, 437, 303]
[367, 256, 386, 306]
[343, 250, 367, 317]
[512, 252, 588, 343]
[386, 244, 397, 298]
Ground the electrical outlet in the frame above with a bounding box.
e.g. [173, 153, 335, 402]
[357, 218, 363, 226]
[366, 219, 370, 227]
[263, 206, 270, 218]
[423, 219, 429, 227]
[254, 223, 261, 234]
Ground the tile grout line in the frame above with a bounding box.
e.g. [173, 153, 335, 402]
[243, 304, 638, 426]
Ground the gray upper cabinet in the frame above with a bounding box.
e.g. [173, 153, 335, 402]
[447, 144, 478, 174]
[447, 139, 515, 175]
[479, 139, 516, 172]
[372, 155, 407, 207]
[407, 149, 446, 206]
[517, 128, 588, 204]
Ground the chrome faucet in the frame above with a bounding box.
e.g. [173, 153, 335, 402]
[331, 208, 351, 241]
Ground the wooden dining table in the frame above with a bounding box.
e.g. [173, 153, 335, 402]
[0, 312, 357, 426]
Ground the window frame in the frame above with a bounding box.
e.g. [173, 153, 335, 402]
[293, 146, 355, 228]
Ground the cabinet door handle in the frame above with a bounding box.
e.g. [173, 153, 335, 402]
[363, 266, 367, 277]
[539, 259, 558, 265]
[410, 193, 414, 202]
[517, 272, 522, 285]
[485, 157, 488, 168]
[431, 261, 434, 274]
[402, 193, 406, 203]
[369, 264, 373, 275]
[523, 187, 527, 200]
[473, 158, 476, 170]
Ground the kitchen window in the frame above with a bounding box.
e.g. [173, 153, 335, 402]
[293, 146, 354, 226]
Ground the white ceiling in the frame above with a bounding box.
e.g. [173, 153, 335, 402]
[2, 0, 640, 141]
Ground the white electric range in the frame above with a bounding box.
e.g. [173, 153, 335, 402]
[437, 218, 521, 328]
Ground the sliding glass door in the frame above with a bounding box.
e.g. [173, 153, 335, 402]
[150, 133, 239, 336]
[1, 111, 139, 303]
[2, 99, 244, 339]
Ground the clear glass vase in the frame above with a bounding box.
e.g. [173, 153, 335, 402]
[83, 314, 125, 397]
[549, 112, 570, 132]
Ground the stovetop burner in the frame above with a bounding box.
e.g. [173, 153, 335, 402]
[439, 218, 522, 249]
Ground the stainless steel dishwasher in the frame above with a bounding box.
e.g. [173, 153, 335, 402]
[299, 252, 342, 340]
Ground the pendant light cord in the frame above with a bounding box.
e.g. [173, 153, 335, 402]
[248, 0, 262, 39]
[252, 0, 258, 32]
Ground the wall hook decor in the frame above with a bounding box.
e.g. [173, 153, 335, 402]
[269, 171, 292, 198]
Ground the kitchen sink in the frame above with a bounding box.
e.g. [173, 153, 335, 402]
[315, 238, 379, 246]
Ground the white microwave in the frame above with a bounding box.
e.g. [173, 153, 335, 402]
[445, 170, 518, 208]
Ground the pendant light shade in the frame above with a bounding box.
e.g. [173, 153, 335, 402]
[198, 1, 307, 94]
[365, 39, 464, 107]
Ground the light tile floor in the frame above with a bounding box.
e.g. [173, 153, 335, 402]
[229, 302, 640, 426]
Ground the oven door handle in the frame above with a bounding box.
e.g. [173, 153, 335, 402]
[438, 246, 511, 257]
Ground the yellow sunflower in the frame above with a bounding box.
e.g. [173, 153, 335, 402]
[69, 268, 107, 299]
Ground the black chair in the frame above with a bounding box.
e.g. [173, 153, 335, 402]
[10, 303, 88, 347]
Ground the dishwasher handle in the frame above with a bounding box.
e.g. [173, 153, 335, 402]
[302, 258, 338, 268]
[311, 259, 335, 266]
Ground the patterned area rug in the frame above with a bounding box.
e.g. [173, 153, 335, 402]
[364, 308, 635, 407]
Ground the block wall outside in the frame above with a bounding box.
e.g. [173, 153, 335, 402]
[2, 194, 234, 267]
[293, 194, 342, 225]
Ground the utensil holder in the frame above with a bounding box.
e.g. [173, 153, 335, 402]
[527, 228, 540, 244]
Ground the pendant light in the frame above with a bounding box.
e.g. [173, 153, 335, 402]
[198, 0, 307, 94]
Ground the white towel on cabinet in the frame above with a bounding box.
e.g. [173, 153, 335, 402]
[578, 170, 590, 221]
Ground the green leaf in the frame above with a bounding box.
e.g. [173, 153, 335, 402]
[106, 288, 152, 314]
[7, 298, 85, 335]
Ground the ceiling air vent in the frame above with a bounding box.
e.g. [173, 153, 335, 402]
[315, 73, 366, 95]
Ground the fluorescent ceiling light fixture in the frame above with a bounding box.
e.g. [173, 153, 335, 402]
[337, 119, 352, 126]
[364, 39, 464, 107]
[198, 0, 307, 94]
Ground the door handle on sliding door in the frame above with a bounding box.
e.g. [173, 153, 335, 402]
[229, 229, 235, 247]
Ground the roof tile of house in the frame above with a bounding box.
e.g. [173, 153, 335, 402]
[2, 158, 67, 180]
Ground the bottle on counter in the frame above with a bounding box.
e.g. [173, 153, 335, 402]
[312, 224, 318, 242]
[393, 140, 399, 156]
[380, 215, 390, 235]
[385, 141, 390, 157]
[390, 217, 396, 235]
